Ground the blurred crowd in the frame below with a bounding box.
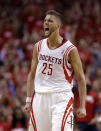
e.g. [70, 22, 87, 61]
[0, 0, 101, 131]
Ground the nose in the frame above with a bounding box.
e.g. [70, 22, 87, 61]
[44, 20, 48, 25]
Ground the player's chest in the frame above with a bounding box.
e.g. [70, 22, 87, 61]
[38, 47, 65, 65]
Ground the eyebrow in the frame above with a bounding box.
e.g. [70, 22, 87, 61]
[44, 18, 54, 22]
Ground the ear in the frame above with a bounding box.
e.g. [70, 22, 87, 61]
[57, 23, 61, 29]
[55, 23, 59, 29]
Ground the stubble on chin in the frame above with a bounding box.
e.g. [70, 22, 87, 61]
[44, 32, 50, 37]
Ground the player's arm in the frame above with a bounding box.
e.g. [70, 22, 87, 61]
[68, 47, 86, 118]
[26, 44, 38, 97]
[24, 44, 38, 113]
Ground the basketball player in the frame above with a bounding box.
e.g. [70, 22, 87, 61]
[24, 10, 86, 131]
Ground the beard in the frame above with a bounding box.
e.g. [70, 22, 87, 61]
[44, 30, 50, 37]
[44, 28, 56, 37]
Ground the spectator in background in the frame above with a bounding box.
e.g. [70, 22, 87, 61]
[0, 39, 24, 66]
[11, 106, 28, 131]
[96, 116, 101, 131]
[0, 106, 10, 131]
[76, 38, 92, 75]
[0, 61, 5, 77]
[13, 59, 30, 87]
[89, 92, 101, 131]
[95, 92, 101, 131]
[74, 80, 99, 131]
[92, 66, 101, 95]
[15, 84, 27, 106]
[0, 76, 14, 104]
[90, 42, 101, 79]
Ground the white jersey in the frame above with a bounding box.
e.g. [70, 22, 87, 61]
[34, 38, 76, 93]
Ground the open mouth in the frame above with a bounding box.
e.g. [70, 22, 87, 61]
[45, 28, 49, 32]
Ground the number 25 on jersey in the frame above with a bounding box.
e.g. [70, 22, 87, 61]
[42, 63, 53, 75]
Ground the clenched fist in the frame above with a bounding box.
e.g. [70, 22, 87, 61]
[77, 107, 86, 118]
[24, 102, 31, 114]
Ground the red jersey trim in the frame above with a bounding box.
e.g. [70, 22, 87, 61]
[37, 40, 43, 56]
[30, 95, 37, 131]
[61, 97, 74, 131]
[63, 45, 75, 83]
[63, 45, 75, 72]
[63, 57, 74, 83]
[47, 39, 67, 50]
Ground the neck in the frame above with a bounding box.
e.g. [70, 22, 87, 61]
[48, 30, 63, 48]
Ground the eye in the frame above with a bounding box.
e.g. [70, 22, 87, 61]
[44, 19, 46, 22]
[48, 19, 53, 23]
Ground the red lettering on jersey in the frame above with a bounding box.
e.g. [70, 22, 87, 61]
[52, 57, 55, 63]
[43, 55, 46, 60]
[55, 58, 58, 64]
[48, 64, 53, 75]
[42, 63, 47, 74]
[58, 59, 62, 64]
[39, 54, 62, 65]
[45, 55, 48, 61]
[48, 56, 52, 63]
[42, 63, 53, 75]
